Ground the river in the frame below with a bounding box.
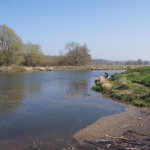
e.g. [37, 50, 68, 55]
[0, 70, 125, 149]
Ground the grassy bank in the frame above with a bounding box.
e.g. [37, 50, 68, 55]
[92, 66, 150, 107]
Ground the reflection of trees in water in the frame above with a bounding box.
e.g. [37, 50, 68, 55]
[24, 74, 43, 97]
[65, 81, 88, 98]
[0, 74, 25, 115]
[0, 90, 26, 116]
[24, 77, 42, 94]
[0, 73, 42, 115]
[70, 81, 88, 92]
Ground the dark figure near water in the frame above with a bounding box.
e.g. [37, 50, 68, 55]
[111, 73, 118, 78]
[104, 72, 108, 79]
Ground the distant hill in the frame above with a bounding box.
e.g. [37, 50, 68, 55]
[92, 59, 150, 65]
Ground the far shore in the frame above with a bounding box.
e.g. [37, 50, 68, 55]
[0, 65, 139, 72]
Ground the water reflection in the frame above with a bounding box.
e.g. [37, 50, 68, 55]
[70, 81, 88, 92]
[64, 81, 88, 98]
[0, 73, 25, 115]
[0, 73, 43, 115]
[24, 73, 43, 94]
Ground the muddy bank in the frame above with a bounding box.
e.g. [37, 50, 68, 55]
[71, 105, 150, 149]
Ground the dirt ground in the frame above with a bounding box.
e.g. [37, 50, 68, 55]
[67, 105, 150, 150]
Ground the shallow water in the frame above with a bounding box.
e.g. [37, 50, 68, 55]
[0, 70, 125, 149]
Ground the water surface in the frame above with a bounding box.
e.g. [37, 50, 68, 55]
[0, 70, 125, 149]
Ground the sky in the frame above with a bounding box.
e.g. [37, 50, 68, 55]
[0, 0, 150, 61]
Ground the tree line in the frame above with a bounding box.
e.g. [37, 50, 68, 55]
[0, 25, 91, 66]
[93, 59, 150, 65]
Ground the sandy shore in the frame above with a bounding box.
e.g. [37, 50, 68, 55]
[73, 105, 150, 149]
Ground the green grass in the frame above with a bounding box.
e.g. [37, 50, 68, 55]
[93, 66, 150, 107]
[132, 100, 150, 107]
[122, 66, 150, 87]
[92, 85, 102, 92]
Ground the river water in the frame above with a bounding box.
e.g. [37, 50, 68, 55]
[0, 70, 125, 149]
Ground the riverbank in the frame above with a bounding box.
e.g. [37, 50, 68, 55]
[0, 65, 135, 72]
[67, 66, 150, 149]
[72, 105, 150, 150]
[92, 66, 150, 107]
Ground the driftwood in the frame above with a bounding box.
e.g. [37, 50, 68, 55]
[105, 134, 129, 141]
[84, 140, 99, 147]
[125, 148, 140, 150]
[127, 130, 150, 137]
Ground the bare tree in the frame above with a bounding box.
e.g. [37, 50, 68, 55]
[65, 41, 91, 66]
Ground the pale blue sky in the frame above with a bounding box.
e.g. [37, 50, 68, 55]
[1, 0, 150, 60]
